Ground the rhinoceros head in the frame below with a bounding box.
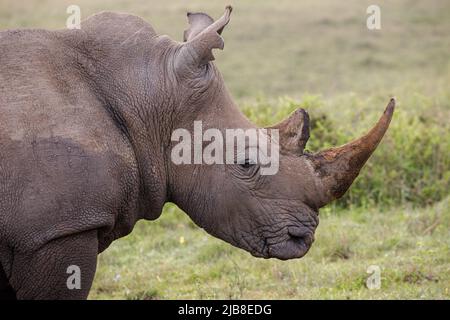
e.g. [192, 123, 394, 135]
[164, 6, 394, 260]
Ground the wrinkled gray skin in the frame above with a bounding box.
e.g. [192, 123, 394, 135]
[0, 7, 394, 299]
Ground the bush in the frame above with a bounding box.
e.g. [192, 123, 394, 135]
[241, 93, 450, 209]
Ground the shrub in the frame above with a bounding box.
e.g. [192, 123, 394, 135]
[241, 93, 449, 209]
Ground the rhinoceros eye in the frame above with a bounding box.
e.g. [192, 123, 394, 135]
[231, 158, 259, 180]
[240, 159, 255, 169]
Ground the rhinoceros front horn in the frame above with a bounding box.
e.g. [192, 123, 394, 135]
[306, 98, 395, 208]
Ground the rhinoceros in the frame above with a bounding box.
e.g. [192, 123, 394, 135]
[0, 6, 394, 299]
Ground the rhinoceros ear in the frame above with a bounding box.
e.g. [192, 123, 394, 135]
[269, 108, 310, 156]
[181, 6, 232, 66]
[183, 12, 215, 42]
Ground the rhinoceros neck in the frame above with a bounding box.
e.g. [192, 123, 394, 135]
[90, 65, 173, 221]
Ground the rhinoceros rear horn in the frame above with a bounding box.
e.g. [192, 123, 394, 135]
[182, 6, 232, 66]
[307, 98, 395, 208]
[270, 108, 310, 156]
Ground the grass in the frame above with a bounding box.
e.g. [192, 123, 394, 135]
[90, 197, 449, 299]
[0, 0, 448, 299]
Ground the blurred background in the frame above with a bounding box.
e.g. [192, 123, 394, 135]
[1, 0, 448, 299]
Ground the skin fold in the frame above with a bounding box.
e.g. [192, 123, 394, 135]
[0, 7, 394, 299]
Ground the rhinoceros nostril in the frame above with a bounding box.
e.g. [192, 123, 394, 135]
[288, 226, 314, 246]
[288, 226, 308, 237]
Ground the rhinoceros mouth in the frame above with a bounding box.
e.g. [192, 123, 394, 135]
[243, 222, 316, 260]
[265, 226, 315, 260]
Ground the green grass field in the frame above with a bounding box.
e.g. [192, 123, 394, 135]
[90, 199, 449, 299]
[1, 0, 448, 299]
